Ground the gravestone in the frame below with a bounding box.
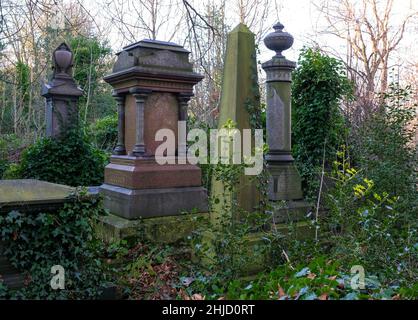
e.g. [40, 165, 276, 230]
[0, 179, 75, 214]
[0, 180, 76, 290]
[211, 24, 261, 221]
[42, 43, 83, 138]
[262, 22, 311, 220]
[98, 40, 209, 241]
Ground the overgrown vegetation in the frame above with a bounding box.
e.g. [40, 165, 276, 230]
[0, 42, 416, 300]
[89, 113, 118, 153]
[3, 128, 108, 186]
[352, 83, 417, 205]
[0, 134, 23, 178]
[0, 189, 108, 299]
[292, 48, 353, 198]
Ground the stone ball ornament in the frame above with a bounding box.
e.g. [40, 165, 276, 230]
[264, 22, 294, 58]
[53, 42, 73, 77]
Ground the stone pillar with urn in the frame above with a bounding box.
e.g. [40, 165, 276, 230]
[262, 23, 312, 222]
[42, 43, 83, 137]
[99, 40, 208, 230]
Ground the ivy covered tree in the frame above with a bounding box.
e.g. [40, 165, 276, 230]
[69, 36, 113, 124]
[292, 48, 353, 197]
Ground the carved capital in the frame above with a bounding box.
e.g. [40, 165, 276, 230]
[177, 93, 193, 122]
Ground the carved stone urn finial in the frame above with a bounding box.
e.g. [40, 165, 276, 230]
[264, 22, 294, 58]
[53, 42, 73, 78]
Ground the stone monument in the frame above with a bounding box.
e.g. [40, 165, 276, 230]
[42, 43, 83, 137]
[262, 22, 311, 219]
[0, 179, 77, 290]
[99, 40, 208, 227]
[211, 24, 261, 220]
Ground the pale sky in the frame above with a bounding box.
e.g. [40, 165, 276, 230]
[76, 0, 417, 79]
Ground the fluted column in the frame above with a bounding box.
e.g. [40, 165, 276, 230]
[113, 93, 126, 155]
[177, 93, 193, 159]
[130, 88, 151, 157]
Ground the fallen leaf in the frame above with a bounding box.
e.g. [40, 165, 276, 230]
[192, 293, 205, 300]
[318, 293, 328, 300]
[328, 276, 337, 281]
[307, 273, 317, 280]
[179, 289, 190, 300]
[278, 286, 286, 298]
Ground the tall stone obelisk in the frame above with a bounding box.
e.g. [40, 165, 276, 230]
[262, 22, 304, 203]
[211, 24, 261, 221]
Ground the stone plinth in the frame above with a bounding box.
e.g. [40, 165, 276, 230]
[100, 185, 208, 220]
[0, 179, 75, 214]
[96, 212, 210, 244]
[100, 39, 208, 220]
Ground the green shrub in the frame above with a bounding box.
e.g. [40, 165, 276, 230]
[0, 189, 107, 299]
[224, 256, 416, 300]
[89, 113, 118, 152]
[292, 47, 353, 198]
[0, 159, 8, 178]
[325, 147, 417, 284]
[15, 129, 108, 187]
[353, 83, 417, 205]
[0, 134, 23, 178]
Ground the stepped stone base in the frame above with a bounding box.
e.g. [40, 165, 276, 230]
[95, 212, 209, 244]
[271, 199, 312, 223]
[267, 162, 304, 201]
[105, 156, 203, 189]
[193, 221, 315, 275]
[100, 184, 208, 220]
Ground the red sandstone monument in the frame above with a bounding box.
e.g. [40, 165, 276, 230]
[100, 39, 208, 220]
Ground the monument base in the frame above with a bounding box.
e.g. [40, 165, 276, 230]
[270, 199, 312, 223]
[100, 184, 208, 220]
[193, 221, 315, 275]
[195, 199, 313, 275]
[267, 162, 304, 201]
[95, 212, 209, 244]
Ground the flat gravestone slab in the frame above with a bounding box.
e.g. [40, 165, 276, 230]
[0, 179, 75, 214]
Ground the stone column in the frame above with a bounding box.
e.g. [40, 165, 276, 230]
[130, 89, 151, 157]
[177, 93, 193, 159]
[42, 43, 83, 138]
[262, 22, 303, 201]
[113, 93, 126, 155]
